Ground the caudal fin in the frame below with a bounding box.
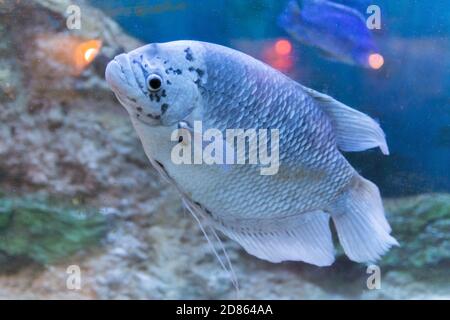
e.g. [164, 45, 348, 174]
[329, 175, 398, 263]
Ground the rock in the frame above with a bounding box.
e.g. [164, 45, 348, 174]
[382, 194, 450, 271]
[0, 194, 107, 269]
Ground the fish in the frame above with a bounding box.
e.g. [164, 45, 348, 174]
[278, 0, 380, 68]
[105, 40, 398, 269]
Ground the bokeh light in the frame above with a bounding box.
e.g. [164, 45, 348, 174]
[274, 39, 293, 56]
[75, 40, 102, 67]
[368, 53, 384, 70]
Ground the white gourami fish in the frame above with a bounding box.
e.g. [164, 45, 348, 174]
[105, 41, 398, 268]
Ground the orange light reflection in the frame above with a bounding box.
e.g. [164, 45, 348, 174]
[274, 39, 293, 56]
[368, 53, 384, 70]
[75, 40, 102, 71]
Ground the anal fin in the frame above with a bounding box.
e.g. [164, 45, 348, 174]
[213, 211, 335, 267]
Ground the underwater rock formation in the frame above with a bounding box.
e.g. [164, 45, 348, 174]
[0, 0, 448, 299]
[383, 194, 450, 270]
[0, 194, 107, 270]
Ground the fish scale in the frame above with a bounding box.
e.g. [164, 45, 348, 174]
[194, 43, 353, 218]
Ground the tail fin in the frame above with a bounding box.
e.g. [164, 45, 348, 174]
[329, 175, 398, 263]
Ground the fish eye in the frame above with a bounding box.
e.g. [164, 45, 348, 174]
[147, 74, 162, 92]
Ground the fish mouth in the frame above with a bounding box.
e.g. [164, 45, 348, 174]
[105, 55, 130, 95]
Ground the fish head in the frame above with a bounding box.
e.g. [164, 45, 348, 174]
[105, 42, 204, 126]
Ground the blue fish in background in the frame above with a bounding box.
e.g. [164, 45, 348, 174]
[331, 0, 374, 14]
[278, 0, 383, 68]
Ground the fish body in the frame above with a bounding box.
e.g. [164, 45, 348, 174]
[105, 40, 397, 266]
[278, 0, 379, 67]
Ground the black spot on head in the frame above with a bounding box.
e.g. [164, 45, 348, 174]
[166, 80, 172, 85]
[184, 47, 194, 61]
[188, 66, 195, 72]
[196, 68, 205, 77]
[161, 103, 169, 114]
[137, 107, 143, 112]
[165, 67, 182, 75]
[128, 97, 137, 103]
[147, 113, 161, 120]
[161, 90, 167, 97]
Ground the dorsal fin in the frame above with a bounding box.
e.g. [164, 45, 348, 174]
[302, 86, 389, 155]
